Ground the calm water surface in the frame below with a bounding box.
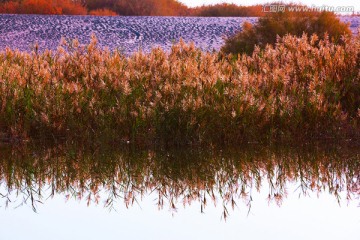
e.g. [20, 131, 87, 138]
[0, 142, 359, 239]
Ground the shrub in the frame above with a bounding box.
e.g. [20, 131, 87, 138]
[89, 8, 117, 16]
[58, 0, 87, 15]
[19, 0, 62, 14]
[221, 9, 352, 55]
[114, 0, 188, 16]
[191, 3, 264, 17]
[0, 0, 87, 15]
[0, 1, 20, 13]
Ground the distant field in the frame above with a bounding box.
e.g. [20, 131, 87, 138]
[0, 15, 358, 54]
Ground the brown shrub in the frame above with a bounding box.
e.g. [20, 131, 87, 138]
[222, 9, 352, 55]
[191, 3, 264, 17]
[89, 8, 117, 16]
[0, 1, 20, 13]
[20, 0, 62, 14]
[0, 0, 87, 15]
[114, 0, 188, 16]
[58, 0, 87, 15]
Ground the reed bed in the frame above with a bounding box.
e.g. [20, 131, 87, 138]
[0, 33, 359, 145]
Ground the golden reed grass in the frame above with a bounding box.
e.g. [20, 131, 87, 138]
[0, 33, 359, 145]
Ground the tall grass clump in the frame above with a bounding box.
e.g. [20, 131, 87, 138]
[0, 33, 359, 145]
[221, 10, 352, 55]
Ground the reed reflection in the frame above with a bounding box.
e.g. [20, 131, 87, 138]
[0, 143, 359, 219]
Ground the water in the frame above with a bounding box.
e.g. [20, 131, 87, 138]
[0, 15, 256, 54]
[0, 15, 359, 54]
[0, 142, 359, 239]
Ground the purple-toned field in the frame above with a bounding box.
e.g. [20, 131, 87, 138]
[0, 15, 358, 54]
[0, 15, 255, 54]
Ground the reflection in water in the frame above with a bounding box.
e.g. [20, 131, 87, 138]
[0, 143, 359, 219]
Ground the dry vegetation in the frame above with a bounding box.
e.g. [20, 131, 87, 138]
[0, 0, 87, 15]
[222, 11, 352, 55]
[0, 0, 265, 16]
[191, 3, 264, 17]
[88, 8, 117, 16]
[0, 32, 359, 145]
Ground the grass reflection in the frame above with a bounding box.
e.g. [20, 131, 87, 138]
[0, 143, 359, 219]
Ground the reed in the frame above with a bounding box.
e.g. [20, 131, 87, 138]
[0, 33, 359, 145]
